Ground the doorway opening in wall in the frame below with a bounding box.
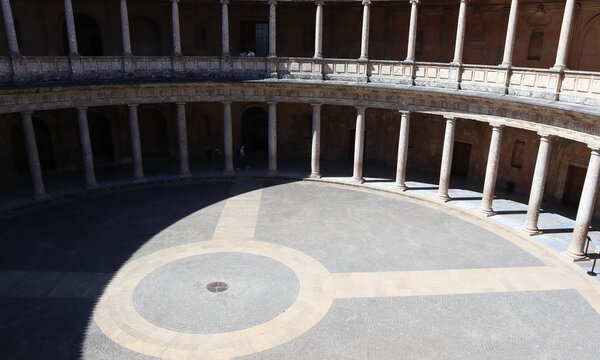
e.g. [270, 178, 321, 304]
[139, 109, 169, 159]
[62, 14, 103, 56]
[10, 118, 56, 176]
[562, 165, 586, 207]
[240, 22, 269, 56]
[452, 142, 471, 178]
[241, 107, 268, 166]
[88, 112, 114, 165]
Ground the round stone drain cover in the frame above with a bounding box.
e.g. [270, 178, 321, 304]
[206, 281, 228, 293]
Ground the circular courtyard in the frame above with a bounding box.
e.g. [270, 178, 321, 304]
[1, 179, 600, 359]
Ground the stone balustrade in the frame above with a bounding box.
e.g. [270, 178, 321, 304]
[0, 56, 599, 110]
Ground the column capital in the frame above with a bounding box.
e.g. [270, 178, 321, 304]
[21, 111, 34, 116]
[76, 106, 89, 112]
[460, 0, 469, 3]
[443, 115, 457, 122]
[315, 0, 324, 5]
[399, 110, 411, 116]
[267, 101, 278, 106]
[128, 104, 139, 109]
[355, 106, 367, 113]
[171, 0, 179, 3]
[588, 144, 600, 153]
[268, 0, 277, 5]
[220, 0, 229, 4]
[488, 120, 504, 129]
[409, 0, 420, 5]
[311, 103, 323, 108]
[175, 102, 186, 106]
[222, 101, 232, 105]
[537, 132, 554, 140]
[362, 0, 372, 5]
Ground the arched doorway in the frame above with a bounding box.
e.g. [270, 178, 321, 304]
[62, 14, 103, 56]
[88, 111, 114, 165]
[139, 109, 169, 159]
[10, 117, 55, 176]
[578, 17, 600, 71]
[241, 107, 268, 156]
[130, 17, 163, 56]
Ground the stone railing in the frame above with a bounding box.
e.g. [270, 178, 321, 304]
[0, 56, 599, 109]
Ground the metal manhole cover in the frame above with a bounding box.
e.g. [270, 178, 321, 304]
[206, 281, 228, 293]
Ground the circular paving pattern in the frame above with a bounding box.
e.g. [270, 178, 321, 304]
[133, 253, 300, 334]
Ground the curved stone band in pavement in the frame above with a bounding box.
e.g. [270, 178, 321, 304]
[133, 252, 300, 334]
[93, 240, 334, 360]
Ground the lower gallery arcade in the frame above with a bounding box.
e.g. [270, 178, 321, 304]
[1, 97, 599, 260]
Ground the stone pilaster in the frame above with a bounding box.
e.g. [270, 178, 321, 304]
[438, 117, 456, 201]
[567, 147, 600, 259]
[128, 104, 144, 182]
[352, 107, 366, 183]
[21, 112, 48, 200]
[395, 111, 410, 190]
[359, 0, 371, 61]
[480, 124, 504, 215]
[523, 134, 553, 234]
[221, 0, 230, 57]
[176, 102, 191, 178]
[1, 0, 20, 57]
[120, 0, 132, 56]
[268, 102, 278, 175]
[77, 107, 98, 190]
[310, 103, 322, 178]
[222, 101, 235, 176]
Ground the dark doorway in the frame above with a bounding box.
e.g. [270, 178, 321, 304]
[139, 109, 169, 158]
[452, 141, 471, 178]
[131, 17, 163, 56]
[88, 112, 114, 165]
[562, 165, 586, 207]
[10, 118, 55, 176]
[63, 14, 103, 56]
[241, 107, 268, 155]
[240, 22, 269, 56]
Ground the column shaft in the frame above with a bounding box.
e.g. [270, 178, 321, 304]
[1, 0, 19, 56]
[310, 103, 322, 178]
[268, 102, 278, 175]
[268, 0, 277, 57]
[501, 0, 519, 67]
[438, 117, 456, 201]
[120, 0, 132, 56]
[452, 0, 468, 65]
[21, 112, 47, 200]
[523, 135, 553, 233]
[359, 0, 371, 60]
[128, 105, 144, 181]
[314, 1, 323, 59]
[352, 107, 366, 183]
[405, 0, 419, 62]
[221, 0, 230, 56]
[64, 0, 78, 56]
[553, 0, 575, 71]
[568, 148, 600, 258]
[171, 0, 182, 56]
[77, 108, 98, 189]
[395, 111, 410, 190]
[176, 103, 190, 177]
[480, 125, 504, 215]
[223, 102, 235, 175]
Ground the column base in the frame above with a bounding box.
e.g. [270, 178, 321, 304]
[33, 192, 50, 201]
[395, 183, 408, 191]
[437, 194, 451, 202]
[85, 183, 100, 191]
[309, 173, 322, 179]
[479, 208, 495, 217]
[521, 225, 541, 236]
[351, 176, 365, 184]
[565, 250, 588, 261]
[133, 177, 146, 184]
[268, 170, 279, 177]
[179, 172, 192, 179]
[223, 169, 236, 176]
[358, 56, 368, 62]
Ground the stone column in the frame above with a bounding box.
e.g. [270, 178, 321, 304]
[500, 0, 519, 67]
[21, 112, 48, 200]
[268, 102, 278, 175]
[221, 0, 230, 56]
[1, 0, 20, 56]
[405, 0, 419, 62]
[568, 147, 600, 259]
[352, 107, 366, 183]
[552, 0, 575, 71]
[120, 0, 132, 56]
[395, 111, 410, 190]
[310, 103, 322, 178]
[314, 0, 324, 59]
[438, 117, 456, 201]
[64, 0, 78, 56]
[128, 104, 144, 181]
[480, 124, 504, 215]
[77, 107, 98, 190]
[268, 0, 277, 58]
[222, 101, 235, 175]
[359, 0, 371, 61]
[171, 0, 182, 56]
[523, 134, 553, 234]
[176, 102, 191, 178]
[451, 0, 468, 66]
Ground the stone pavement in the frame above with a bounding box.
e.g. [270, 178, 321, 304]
[2, 179, 600, 359]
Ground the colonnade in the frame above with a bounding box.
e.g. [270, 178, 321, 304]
[0, 0, 581, 71]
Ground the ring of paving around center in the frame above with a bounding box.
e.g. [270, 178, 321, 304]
[94, 241, 334, 360]
[133, 252, 300, 334]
